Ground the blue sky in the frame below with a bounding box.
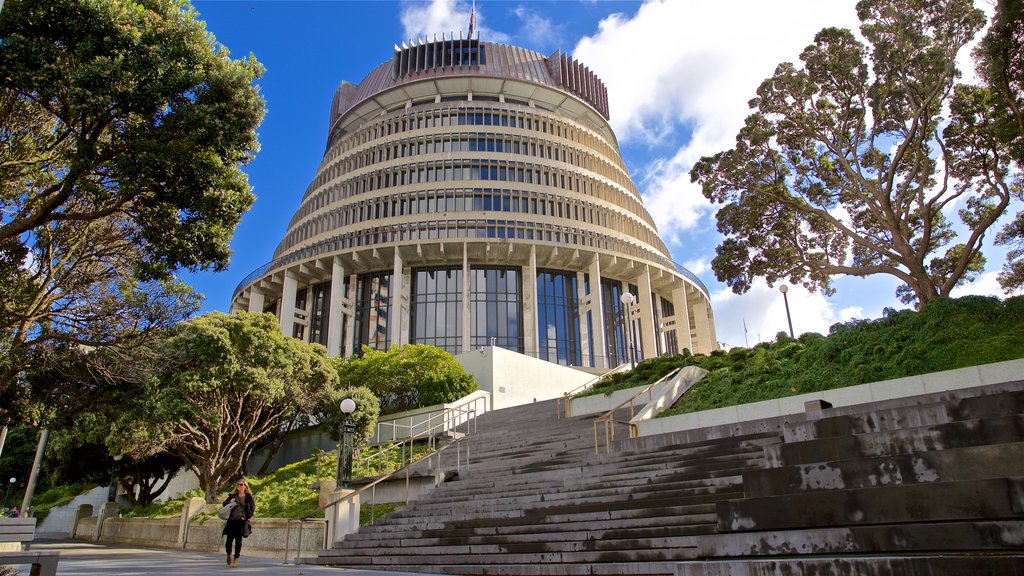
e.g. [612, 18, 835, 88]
[183, 0, 1015, 348]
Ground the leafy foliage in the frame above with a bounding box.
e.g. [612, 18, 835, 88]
[657, 296, 1024, 417]
[113, 312, 339, 503]
[336, 345, 478, 414]
[690, 0, 1020, 305]
[0, 0, 264, 400]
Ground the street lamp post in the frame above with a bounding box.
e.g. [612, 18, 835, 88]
[336, 398, 357, 489]
[4, 477, 14, 511]
[619, 292, 636, 369]
[107, 454, 123, 503]
[779, 285, 795, 338]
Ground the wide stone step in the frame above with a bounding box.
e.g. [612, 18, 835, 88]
[769, 414, 1024, 467]
[716, 476, 1024, 532]
[391, 484, 745, 519]
[336, 524, 710, 549]
[789, 388, 1024, 442]
[745, 442, 1024, 496]
[694, 520, 1024, 557]
[318, 546, 689, 568]
[346, 510, 719, 541]
[316, 560, 678, 575]
[674, 554, 1024, 576]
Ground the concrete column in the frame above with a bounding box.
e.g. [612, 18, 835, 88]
[72, 504, 93, 539]
[327, 489, 360, 547]
[94, 501, 119, 541]
[389, 250, 405, 347]
[462, 246, 471, 352]
[637, 267, 656, 361]
[576, 269, 591, 368]
[247, 290, 265, 314]
[692, 296, 713, 354]
[178, 497, 205, 548]
[344, 273, 357, 358]
[672, 286, 694, 354]
[280, 271, 298, 337]
[327, 258, 346, 357]
[523, 245, 538, 357]
[588, 258, 607, 369]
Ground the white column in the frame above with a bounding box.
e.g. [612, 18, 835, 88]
[588, 258, 607, 369]
[461, 246, 471, 353]
[672, 285, 694, 354]
[523, 245, 538, 357]
[388, 250, 404, 348]
[692, 295, 713, 354]
[576, 269, 591, 368]
[637, 266, 656, 361]
[343, 273, 358, 358]
[247, 290, 265, 313]
[327, 258, 345, 357]
[280, 271, 298, 337]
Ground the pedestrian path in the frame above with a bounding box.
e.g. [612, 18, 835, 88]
[31, 537, 443, 576]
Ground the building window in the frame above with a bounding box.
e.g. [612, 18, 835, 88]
[410, 267, 463, 354]
[661, 296, 679, 356]
[470, 266, 523, 352]
[601, 279, 627, 367]
[537, 269, 582, 367]
[355, 271, 392, 352]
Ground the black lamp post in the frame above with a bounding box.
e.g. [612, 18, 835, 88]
[619, 292, 636, 369]
[4, 477, 14, 511]
[779, 284, 795, 338]
[336, 398, 356, 489]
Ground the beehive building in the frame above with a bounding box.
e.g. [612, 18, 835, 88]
[231, 35, 717, 368]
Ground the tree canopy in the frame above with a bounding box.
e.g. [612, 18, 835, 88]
[336, 345, 478, 415]
[113, 312, 339, 503]
[691, 0, 1021, 305]
[0, 0, 264, 396]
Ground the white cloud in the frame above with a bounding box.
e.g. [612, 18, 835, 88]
[711, 280, 841, 348]
[512, 6, 562, 50]
[572, 1, 861, 245]
[400, 0, 510, 43]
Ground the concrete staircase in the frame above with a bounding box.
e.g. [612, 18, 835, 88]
[316, 398, 778, 575]
[676, 382, 1024, 575]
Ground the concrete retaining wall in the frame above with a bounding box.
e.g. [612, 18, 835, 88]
[70, 505, 326, 560]
[636, 359, 1024, 438]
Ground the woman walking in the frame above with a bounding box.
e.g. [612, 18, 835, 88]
[222, 479, 255, 567]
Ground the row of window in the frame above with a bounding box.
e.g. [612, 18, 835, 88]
[274, 217, 677, 279]
[280, 184, 664, 260]
[326, 103, 622, 172]
[310, 130, 635, 209]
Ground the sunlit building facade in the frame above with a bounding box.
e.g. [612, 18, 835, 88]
[231, 35, 718, 367]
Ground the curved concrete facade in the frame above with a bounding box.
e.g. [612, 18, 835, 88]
[231, 37, 717, 368]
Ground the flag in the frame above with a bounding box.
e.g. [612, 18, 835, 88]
[468, 0, 476, 38]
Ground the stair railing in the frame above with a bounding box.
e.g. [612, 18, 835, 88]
[592, 368, 681, 454]
[557, 363, 630, 418]
[361, 401, 481, 477]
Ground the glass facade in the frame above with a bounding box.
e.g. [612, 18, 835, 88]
[355, 271, 392, 352]
[536, 270, 582, 366]
[601, 279, 627, 367]
[661, 296, 679, 356]
[309, 281, 330, 346]
[470, 267, 523, 352]
[410, 267, 463, 354]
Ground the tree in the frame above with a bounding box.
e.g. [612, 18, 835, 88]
[0, 0, 264, 394]
[336, 345, 478, 414]
[962, 0, 1024, 289]
[689, 0, 1018, 305]
[113, 312, 338, 503]
[315, 386, 380, 448]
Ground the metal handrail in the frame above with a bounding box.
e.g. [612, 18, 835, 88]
[592, 368, 681, 454]
[374, 394, 488, 444]
[361, 405, 478, 478]
[556, 363, 630, 418]
[282, 409, 476, 564]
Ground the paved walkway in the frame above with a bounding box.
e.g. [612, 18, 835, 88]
[29, 537, 444, 576]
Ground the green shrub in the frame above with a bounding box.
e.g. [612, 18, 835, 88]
[658, 296, 1024, 417]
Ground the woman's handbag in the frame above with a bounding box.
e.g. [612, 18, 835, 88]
[218, 502, 237, 520]
[242, 519, 252, 538]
